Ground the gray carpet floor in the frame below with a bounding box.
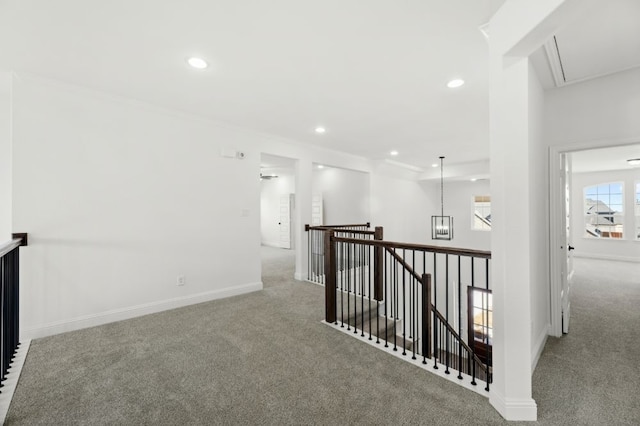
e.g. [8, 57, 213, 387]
[4, 248, 640, 425]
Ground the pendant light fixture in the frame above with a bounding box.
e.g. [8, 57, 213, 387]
[432, 156, 453, 240]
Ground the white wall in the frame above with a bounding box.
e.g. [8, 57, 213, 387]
[13, 74, 265, 338]
[545, 67, 640, 146]
[260, 174, 295, 247]
[527, 62, 550, 372]
[312, 166, 369, 225]
[571, 169, 640, 262]
[421, 180, 492, 251]
[11, 73, 388, 334]
[0, 72, 11, 243]
[370, 173, 432, 243]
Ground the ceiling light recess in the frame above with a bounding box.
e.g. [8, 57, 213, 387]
[447, 79, 465, 88]
[627, 158, 640, 166]
[315, 126, 326, 134]
[390, 150, 399, 156]
[187, 57, 208, 69]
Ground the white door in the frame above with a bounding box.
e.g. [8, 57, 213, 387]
[560, 153, 574, 334]
[279, 195, 291, 249]
[311, 194, 323, 226]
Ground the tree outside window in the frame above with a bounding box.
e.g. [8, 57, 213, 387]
[584, 182, 624, 239]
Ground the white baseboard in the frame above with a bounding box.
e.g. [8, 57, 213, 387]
[0, 340, 31, 424]
[22, 282, 263, 340]
[573, 252, 640, 263]
[322, 320, 490, 398]
[531, 325, 549, 371]
[490, 391, 537, 421]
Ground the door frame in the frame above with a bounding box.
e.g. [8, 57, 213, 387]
[549, 137, 640, 337]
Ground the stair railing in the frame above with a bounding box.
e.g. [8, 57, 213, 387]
[304, 223, 374, 284]
[0, 233, 27, 393]
[324, 231, 492, 390]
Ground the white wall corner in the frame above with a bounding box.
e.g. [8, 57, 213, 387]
[490, 391, 538, 422]
[293, 272, 304, 281]
[21, 282, 263, 340]
[531, 325, 550, 371]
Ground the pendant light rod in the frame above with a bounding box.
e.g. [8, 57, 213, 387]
[440, 156, 445, 219]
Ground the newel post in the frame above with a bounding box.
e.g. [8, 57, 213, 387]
[373, 226, 383, 301]
[324, 230, 337, 323]
[422, 273, 432, 360]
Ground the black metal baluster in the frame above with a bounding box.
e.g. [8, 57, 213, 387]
[412, 250, 417, 360]
[445, 254, 450, 374]
[433, 252, 438, 370]
[384, 250, 388, 348]
[340, 240, 345, 328]
[368, 241, 372, 341]
[393, 249, 397, 352]
[458, 255, 463, 380]
[402, 249, 406, 356]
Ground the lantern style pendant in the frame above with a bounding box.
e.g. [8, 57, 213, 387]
[432, 156, 453, 240]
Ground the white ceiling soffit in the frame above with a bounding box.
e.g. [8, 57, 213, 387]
[0, 0, 505, 173]
[543, 0, 640, 88]
[571, 144, 640, 174]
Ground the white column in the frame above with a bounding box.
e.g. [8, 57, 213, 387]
[488, 0, 594, 420]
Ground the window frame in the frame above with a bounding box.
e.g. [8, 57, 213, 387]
[583, 181, 625, 239]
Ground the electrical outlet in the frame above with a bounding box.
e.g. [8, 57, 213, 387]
[177, 275, 186, 286]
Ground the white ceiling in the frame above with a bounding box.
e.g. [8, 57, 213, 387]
[534, 0, 640, 88]
[0, 0, 504, 171]
[572, 144, 640, 174]
[2, 1, 638, 175]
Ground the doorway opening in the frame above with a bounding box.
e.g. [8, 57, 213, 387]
[550, 141, 640, 337]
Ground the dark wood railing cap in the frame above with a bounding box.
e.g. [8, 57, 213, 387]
[0, 233, 27, 259]
[332, 236, 491, 259]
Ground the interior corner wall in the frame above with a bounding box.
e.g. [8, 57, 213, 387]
[545, 67, 640, 146]
[527, 61, 550, 371]
[260, 174, 295, 248]
[370, 173, 432, 244]
[0, 72, 11, 243]
[312, 167, 369, 225]
[12, 74, 263, 339]
[571, 169, 640, 262]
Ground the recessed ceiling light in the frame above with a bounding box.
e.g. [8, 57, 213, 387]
[315, 127, 326, 134]
[447, 79, 465, 88]
[317, 164, 324, 169]
[432, 163, 439, 168]
[390, 150, 399, 156]
[187, 57, 208, 69]
[470, 178, 478, 182]
[627, 158, 640, 166]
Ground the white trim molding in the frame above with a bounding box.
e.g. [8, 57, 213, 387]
[0, 340, 31, 424]
[21, 282, 263, 340]
[490, 391, 538, 422]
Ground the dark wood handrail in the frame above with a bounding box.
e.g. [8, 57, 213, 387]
[0, 238, 23, 259]
[333, 236, 491, 259]
[386, 247, 489, 375]
[385, 247, 423, 283]
[432, 308, 489, 375]
[306, 223, 370, 231]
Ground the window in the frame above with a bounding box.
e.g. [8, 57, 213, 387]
[472, 195, 491, 231]
[584, 182, 624, 238]
[636, 182, 640, 240]
[467, 287, 492, 365]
